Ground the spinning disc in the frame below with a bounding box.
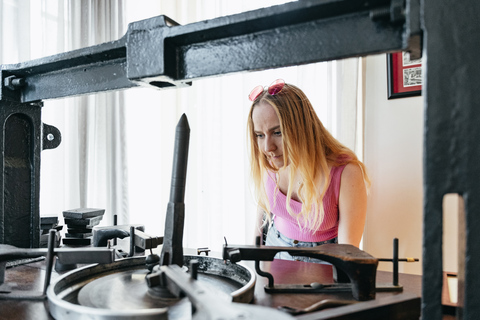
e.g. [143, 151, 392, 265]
[77, 269, 178, 309]
[47, 255, 256, 319]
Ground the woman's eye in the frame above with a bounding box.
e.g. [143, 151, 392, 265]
[274, 131, 282, 136]
[256, 134, 264, 138]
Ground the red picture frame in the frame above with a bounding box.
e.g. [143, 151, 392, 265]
[387, 52, 422, 99]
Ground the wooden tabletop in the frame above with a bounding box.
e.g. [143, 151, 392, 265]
[0, 256, 424, 320]
[252, 260, 421, 308]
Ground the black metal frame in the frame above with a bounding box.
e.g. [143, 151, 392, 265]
[0, 0, 415, 104]
[1, 0, 480, 318]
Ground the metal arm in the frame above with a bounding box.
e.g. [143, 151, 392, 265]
[0, 0, 419, 104]
[223, 239, 379, 301]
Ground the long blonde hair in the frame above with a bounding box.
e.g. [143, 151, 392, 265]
[247, 83, 370, 232]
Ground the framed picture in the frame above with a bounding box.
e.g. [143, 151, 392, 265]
[387, 52, 422, 99]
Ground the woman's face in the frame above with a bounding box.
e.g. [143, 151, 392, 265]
[252, 101, 285, 168]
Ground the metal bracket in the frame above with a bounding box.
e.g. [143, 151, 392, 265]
[42, 123, 61, 150]
[224, 237, 378, 301]
[255, 261, 403, 295]
[226, 237, 417, 300]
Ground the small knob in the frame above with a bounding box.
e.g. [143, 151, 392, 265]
[228, 249, 241, 263]
[146, 254, 160, 272]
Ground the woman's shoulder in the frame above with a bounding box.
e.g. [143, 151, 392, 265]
[340, 162, 365, 186]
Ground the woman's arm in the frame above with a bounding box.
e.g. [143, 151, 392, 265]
[337, 163, 368, 247]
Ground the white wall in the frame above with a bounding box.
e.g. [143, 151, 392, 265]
[363, 54, 424, 275]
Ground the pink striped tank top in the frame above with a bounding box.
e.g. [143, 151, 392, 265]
[265, 165, 347, 242]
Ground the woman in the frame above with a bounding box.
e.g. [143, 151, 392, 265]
[247, 79, 370, 262]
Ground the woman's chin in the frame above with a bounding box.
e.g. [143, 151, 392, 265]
[272, 159, 285, 168]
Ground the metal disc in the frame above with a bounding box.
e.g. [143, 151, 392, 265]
[47, 256, 256, 319]
[77, 269, 179, 309]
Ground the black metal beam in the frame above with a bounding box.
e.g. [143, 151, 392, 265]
[1, 0, 418, 104]
[129, 0, 408, 82]
[0, 41, 132, 103]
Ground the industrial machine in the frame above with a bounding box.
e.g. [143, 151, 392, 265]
[1, 0, 479, 318]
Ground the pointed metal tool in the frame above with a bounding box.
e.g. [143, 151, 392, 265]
[160, 114, 190, 267]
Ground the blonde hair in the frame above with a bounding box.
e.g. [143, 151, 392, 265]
[247, 83, 370, 232]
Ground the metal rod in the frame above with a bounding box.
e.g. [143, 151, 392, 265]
[42, 229, 56, 295]
[113, 214, 117, 246]
[393, 238, 399, 286]
[378, 258, 419, 262]
[129, 226, 135, 257]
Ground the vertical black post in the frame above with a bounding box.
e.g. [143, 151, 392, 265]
[160, 114, 190, 267]
[43, 229, 57, 295]
[129, 226, 136, 257]
[0, 100, 42, 248]
[113, 214, 118, 246]
[423, 0, 480, 318]
[393, 238, 399, 286]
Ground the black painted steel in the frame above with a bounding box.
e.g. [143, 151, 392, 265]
[6, 0, 475, 317]
[224, 242, 378, 301]
[160, 114, 190, 267]
[0, 41, 131, 103]
[0, 100, 43, 248]
[422, 0, 480, 319]
[150, 264, 288, 320]
[0, 0, 413, 104]
[0, 98, 61, 248]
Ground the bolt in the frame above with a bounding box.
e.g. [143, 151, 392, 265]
[369, 7, 390, 21]
[47, 134, 55, 141]
[4, 76, 25, 90]
[370, 1, 405, 23]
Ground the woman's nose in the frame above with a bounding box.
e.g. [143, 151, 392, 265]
[264, 136, 276, 152]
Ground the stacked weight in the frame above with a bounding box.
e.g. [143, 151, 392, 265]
[62, 208, 104, 246]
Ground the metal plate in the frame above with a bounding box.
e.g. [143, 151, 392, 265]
[47, 255, 255, 319]
[76, 269, 178, 309]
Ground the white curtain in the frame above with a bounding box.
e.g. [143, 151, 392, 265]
[64, 1, 128, 227]
[0, 0, 127, 227]
[1, 0, 361, 253]
[123, 1, 361, 253]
